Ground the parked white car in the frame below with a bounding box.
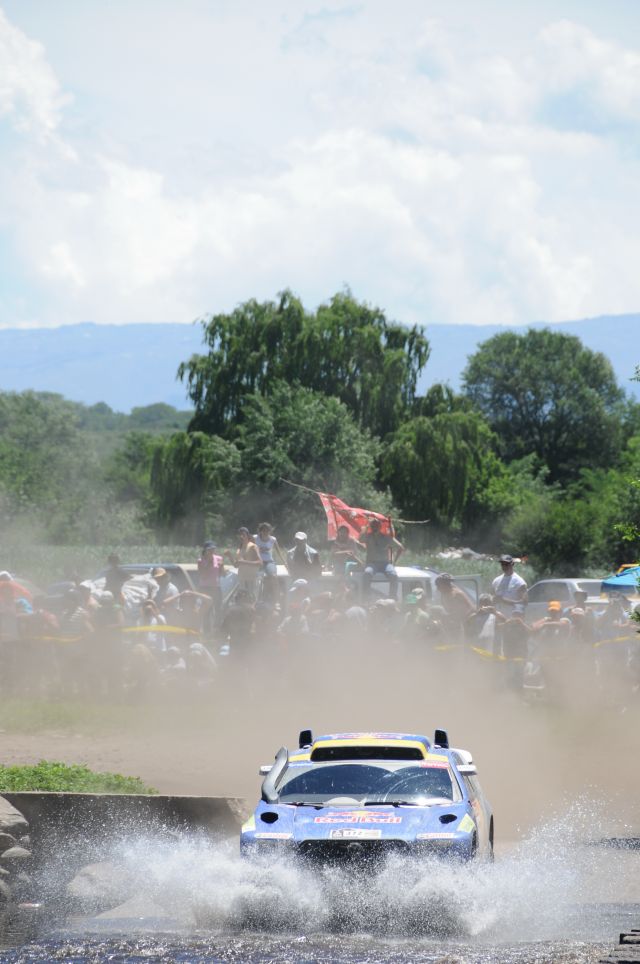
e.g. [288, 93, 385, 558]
[525, 578, 607, 621]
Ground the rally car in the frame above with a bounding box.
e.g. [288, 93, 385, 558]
[241, 730, 493, 864]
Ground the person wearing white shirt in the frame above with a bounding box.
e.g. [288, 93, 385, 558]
[491, 554, 528, 616]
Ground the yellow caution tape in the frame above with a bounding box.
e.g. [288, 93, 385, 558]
[593, 633, 637, 648]
[123, 625, 200, 637]
[20, 624, 202, 645]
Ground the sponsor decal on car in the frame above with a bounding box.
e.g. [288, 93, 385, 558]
[458, 814, 476, 833]
[314, 810, 402, 824]
[254, 832, 293, 839]
[416, 832, 458, 840]
[329, 828, 382, 840]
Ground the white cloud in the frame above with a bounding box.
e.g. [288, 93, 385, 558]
[0, 3, 639, 328]
[540, 19, 640, 121]
[0, 7, 65, 137]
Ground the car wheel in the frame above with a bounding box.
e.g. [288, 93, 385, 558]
[469, 832, 478, 861]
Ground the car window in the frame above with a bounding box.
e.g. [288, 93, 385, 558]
[529, 582, 570, 603]
[277, 762, 460, 804]
[461, 774, 476, 800]
[311, 746, 424, 762]
[577, 580, 601, 595]
[452, 578, 479, 606]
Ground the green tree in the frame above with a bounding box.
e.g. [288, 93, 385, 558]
[149, 431, 241, 543]
[462, 329, 627, 482]
[505, 486, 608, 573]
[379, 400, 503, 536]
[102, 431, 159, 505]
[233, 382, 389, 540]
[128, 403, 192, 433]
[179, 290, 430, 438]
[0, 392, 93, 522]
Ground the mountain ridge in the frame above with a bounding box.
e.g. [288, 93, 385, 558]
[0, 314, 637, 411]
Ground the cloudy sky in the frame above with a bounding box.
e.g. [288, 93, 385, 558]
[1, 1, 639, 329]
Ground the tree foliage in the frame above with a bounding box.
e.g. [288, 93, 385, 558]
[3, 311, 639, 575]
[462, 329, 627, 483]
[233, 382, 388, 539]
[150, 431, 241, 543]
[380, 401, 503, 533]
[179, 290, 430, 438]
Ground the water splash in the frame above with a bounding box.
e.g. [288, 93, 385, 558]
[96, 798, 636, 941]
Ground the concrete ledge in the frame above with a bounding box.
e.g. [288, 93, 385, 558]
[3, 792, 245, 840]
[2, 793, 246, 895]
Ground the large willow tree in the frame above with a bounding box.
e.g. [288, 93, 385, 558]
[178, 290, 430, 439]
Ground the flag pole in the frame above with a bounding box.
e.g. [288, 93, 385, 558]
[278, 478, 430, 526]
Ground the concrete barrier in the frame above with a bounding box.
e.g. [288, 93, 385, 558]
[3, 792, 245, 838]
[1, 793, 247, 898]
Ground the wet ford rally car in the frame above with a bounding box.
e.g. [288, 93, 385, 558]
[241, 730, 493, 864]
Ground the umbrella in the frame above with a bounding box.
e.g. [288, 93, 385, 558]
[601, 566, 640, 593]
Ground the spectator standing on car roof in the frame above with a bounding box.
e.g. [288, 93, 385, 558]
[361, 518, 404, 598]
[286, 532, 321, 581]
[254, 522, 286, 601]
[228, 527, 261, 595]
[491, 554, 528, 617]
[197, 541, 224, 595]
[197, 540, 224, 629]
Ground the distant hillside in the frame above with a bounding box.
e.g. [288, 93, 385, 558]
[422, 314, 640, 397]
[0, 314, 638, 410]
[0, 323, 203, 410]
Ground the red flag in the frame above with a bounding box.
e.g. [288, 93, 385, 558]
[319, 493, 393, 541]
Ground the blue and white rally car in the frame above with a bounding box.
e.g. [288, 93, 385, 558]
[241, 730, 493, 863]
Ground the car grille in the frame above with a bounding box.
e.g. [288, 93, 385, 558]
[296, 839, 410, 863]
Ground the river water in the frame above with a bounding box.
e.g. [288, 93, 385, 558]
[1, 800, 638, 964]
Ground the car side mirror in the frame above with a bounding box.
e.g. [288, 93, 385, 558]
[259, 765, 272, 776]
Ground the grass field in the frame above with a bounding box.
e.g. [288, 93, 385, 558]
[0, 697, 216, 735]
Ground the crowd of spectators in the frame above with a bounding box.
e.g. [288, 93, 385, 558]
[0, 530, 639, 702]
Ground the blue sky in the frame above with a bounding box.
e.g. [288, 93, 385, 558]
[1, 1, 639, 328]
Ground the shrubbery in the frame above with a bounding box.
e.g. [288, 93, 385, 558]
[0, 761, 157, 794]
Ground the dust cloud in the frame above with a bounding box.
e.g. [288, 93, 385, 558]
[2, 610, 638, 842]
[15, 629, 629, 843]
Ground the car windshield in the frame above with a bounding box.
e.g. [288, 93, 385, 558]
[276, 762, 461, 805]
